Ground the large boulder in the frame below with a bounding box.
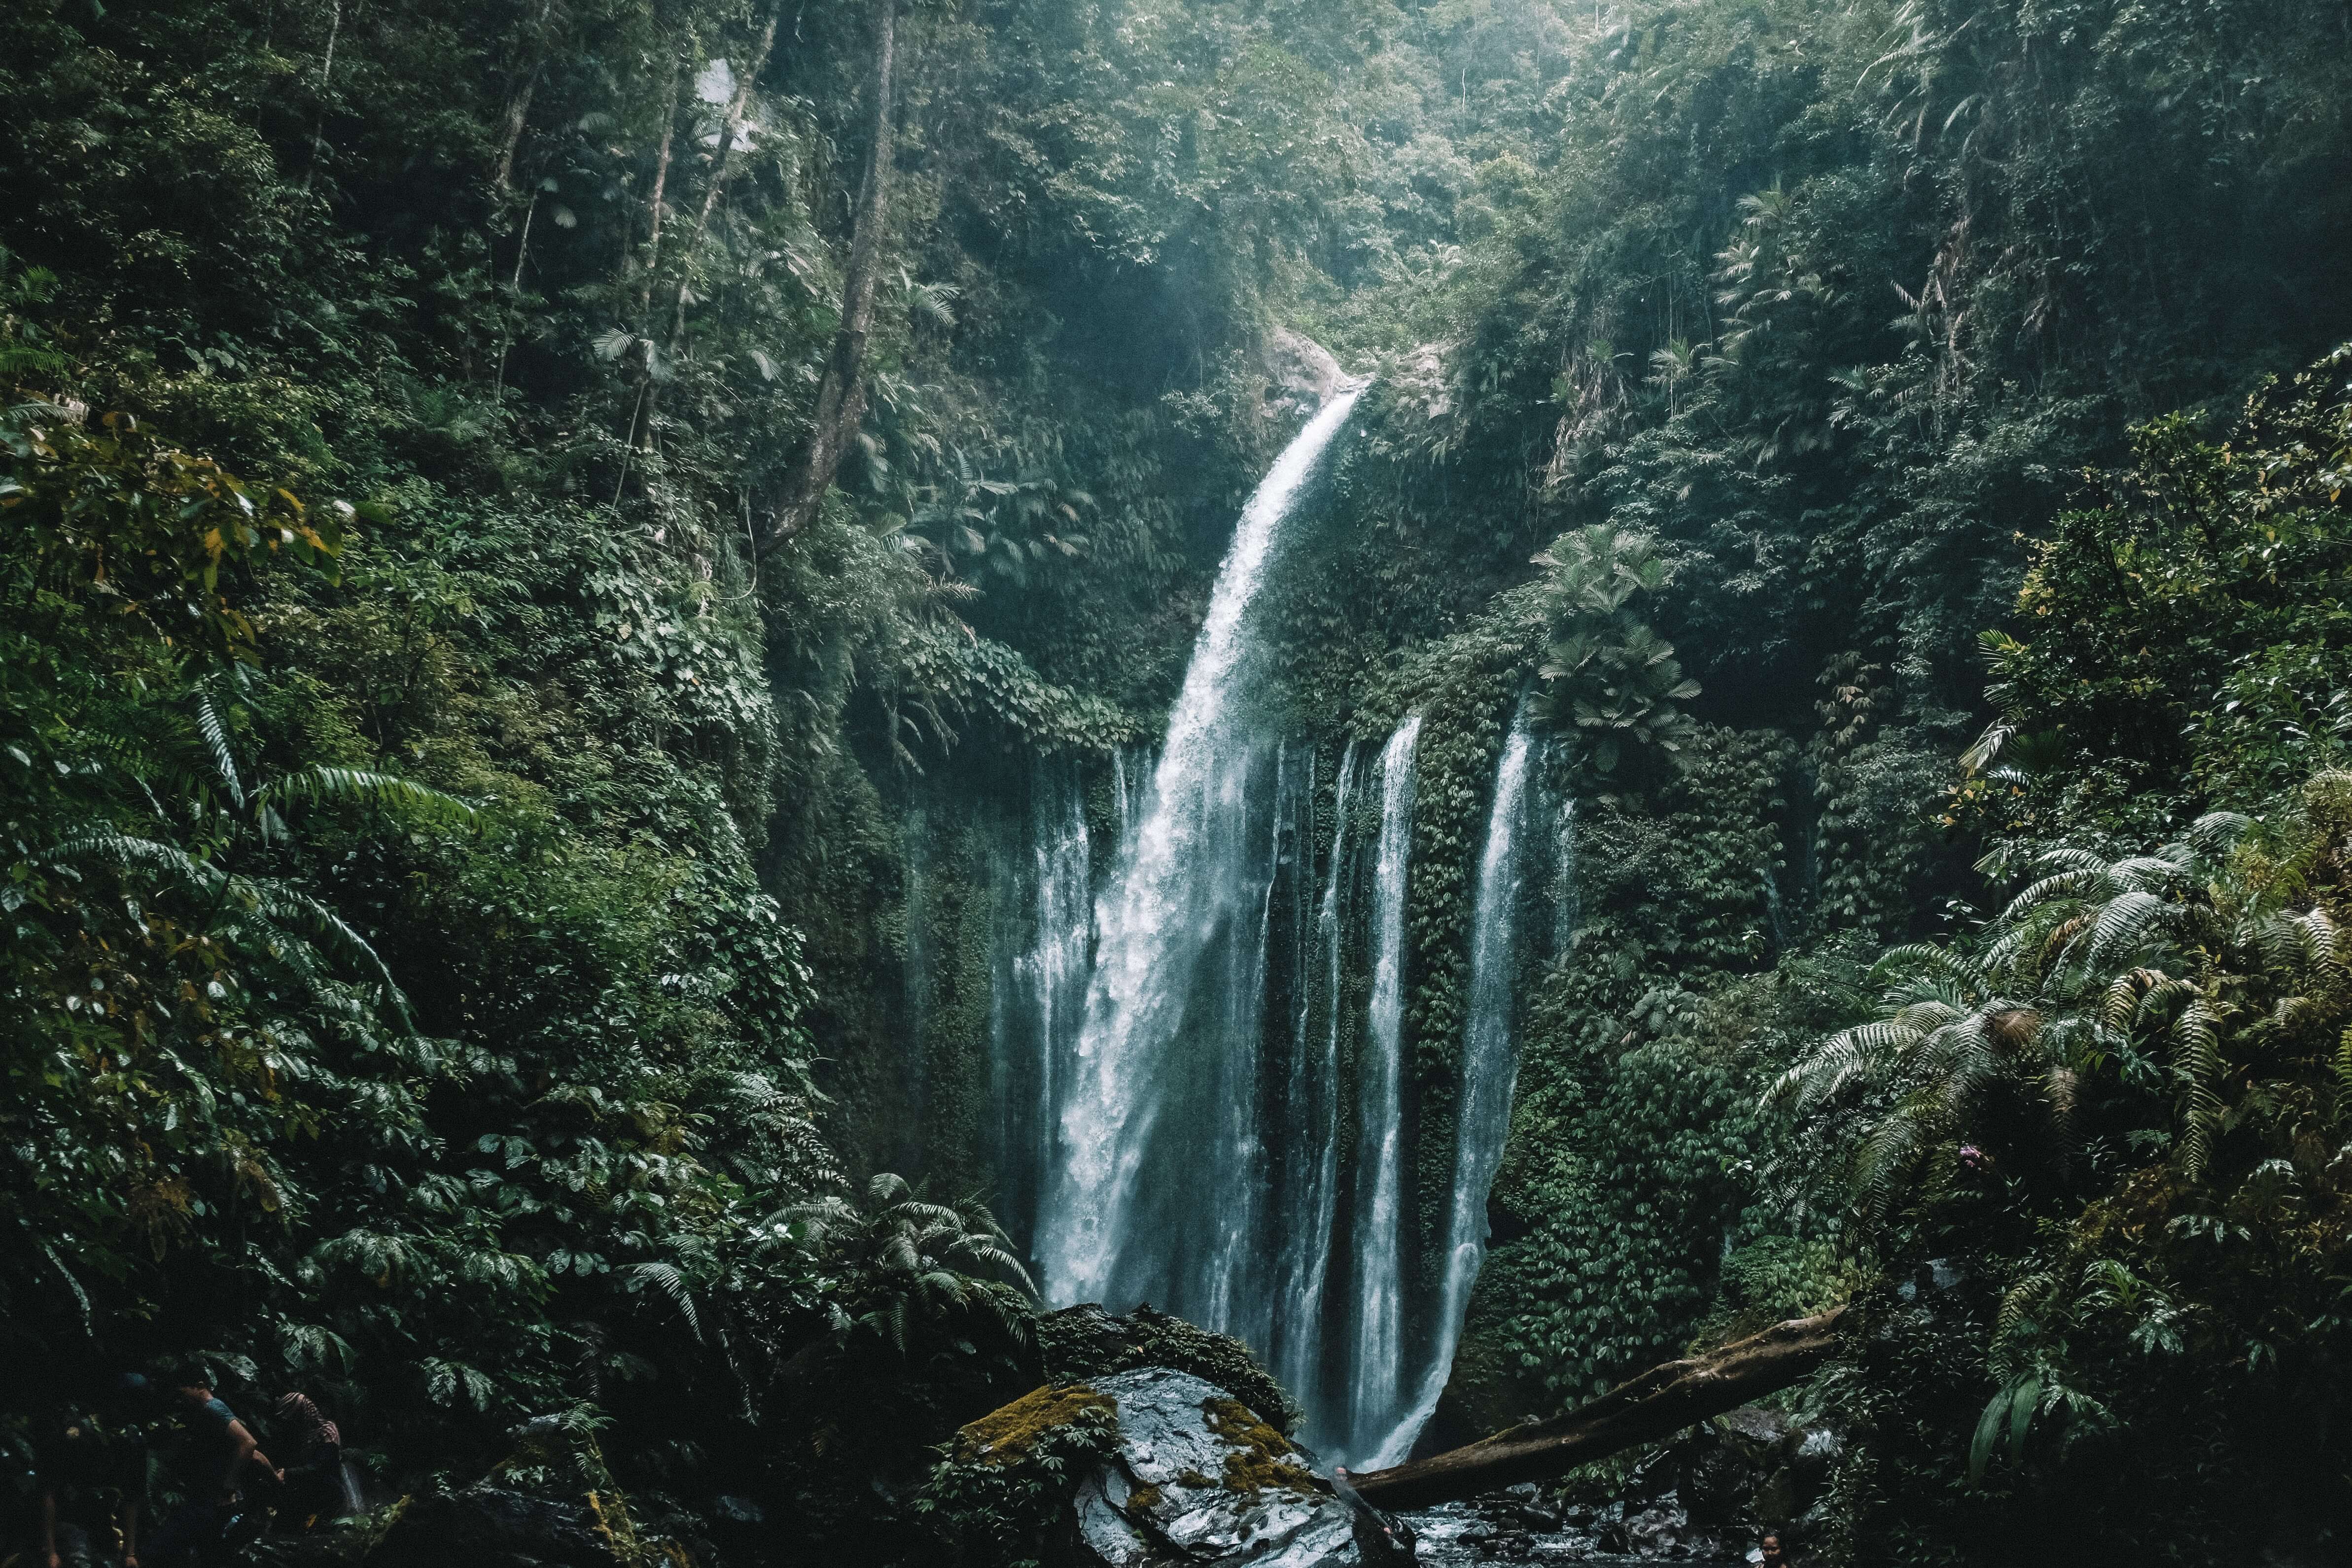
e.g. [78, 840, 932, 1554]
[1073, 1369, 1377, 1568]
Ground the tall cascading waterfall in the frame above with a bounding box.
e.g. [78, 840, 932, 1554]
[1377, 707, 1537, 1463]
[1346, 714, 1424, 1459]
[1036, 386, 1369, 1348]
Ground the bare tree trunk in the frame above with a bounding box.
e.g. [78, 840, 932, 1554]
[761, 0, 897, 553]
[300, 0, 343, 193]
[1348, 1308, 1846, 1513]
[634, 45, 686, 309]
[493, 0, 558, 195]
[664, 3, 784, 352]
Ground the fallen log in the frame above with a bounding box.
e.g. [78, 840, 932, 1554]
[1349, 1307, 1846, 1511]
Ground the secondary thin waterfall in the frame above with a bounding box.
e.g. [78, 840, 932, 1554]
[990, 763, 1094, 1236]
[1347, 713, 1423, 1458]
[1377, 708, 1536, 1463]
[1272, 740, 1359, 1424]
[1038, 385, 1368, 1323]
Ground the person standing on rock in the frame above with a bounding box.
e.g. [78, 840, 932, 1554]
[1757, 1531, 1791, 1567]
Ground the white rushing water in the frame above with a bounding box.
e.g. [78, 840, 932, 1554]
[1038, 384, 1367, 1318]
[1376, 709, 1536, 1464]
[1347, 712, 1423, 1457]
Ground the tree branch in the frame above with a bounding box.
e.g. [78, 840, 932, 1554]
[1349, 1308, 1846, 1512]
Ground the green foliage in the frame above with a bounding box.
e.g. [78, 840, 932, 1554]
[788, 1172, 1035, 1362]
[1772, 348, 2352, 1558]
[1531, 524, 1699, 781]
[1960, 347, 2352, 827]
[7, 0, 2352, 1555]
[916, 1384, 1121, 1568]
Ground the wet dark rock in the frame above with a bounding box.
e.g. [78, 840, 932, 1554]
[1751, 1465, 1799, 1528]
[1623, 1501, 1686, 1555]
[367, 1486, 621, 1568]
[700, 1493, 765, 1559]
[1716, 1405, 1791, 1454]
[248, 1530, 369, 1568]
[1621, 1448, 1680, 1501]
[1680, 1435, 1760, 1526]
[1894, 1257, 1966, 1303]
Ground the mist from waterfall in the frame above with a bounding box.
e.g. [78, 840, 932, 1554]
[1376, 708, 1536, 1464]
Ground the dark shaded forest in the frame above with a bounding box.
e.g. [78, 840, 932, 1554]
[5, 0, 2352, 1565]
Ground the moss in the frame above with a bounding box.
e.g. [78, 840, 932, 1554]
[953, 1383, 1118, 1468]
[1126, 1484, 1162, 1513]
[1204, 1398, 1318, 1496]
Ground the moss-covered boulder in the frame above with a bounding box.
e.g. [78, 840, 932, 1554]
[924, 1366, 1377, 1568]
[1038, 1304, 1304, 1436]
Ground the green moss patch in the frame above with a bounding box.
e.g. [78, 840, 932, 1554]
[1204, 1398, 1318, 1495]
[954, 1383, 1118, 1469]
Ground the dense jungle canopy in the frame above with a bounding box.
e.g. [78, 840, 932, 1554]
[5, 0, 2352, 1564]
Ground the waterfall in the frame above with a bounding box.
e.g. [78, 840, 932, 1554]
[1272, 739, 1358, 1423]
[1038, 384, 1368, 1323]
[990, 762, 1094, 1245]
[902, 806, 931, 1173]
[1025, 764, 1094, 1218]
[1555, 795, 1581, 957]
[1377, 709, 1536, 1463]
[1347, 712, 1423, 1458]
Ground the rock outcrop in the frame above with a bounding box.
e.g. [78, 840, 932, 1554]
[1263, 327, 1348, 411]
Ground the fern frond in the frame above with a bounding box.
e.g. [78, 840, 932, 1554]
[257, 767, 479, 830]
[2084, 890, 2169, 971]
[38, 833, 225, 893]
[630, 1261, 703, 1340]
[196, 691, 245, 810]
